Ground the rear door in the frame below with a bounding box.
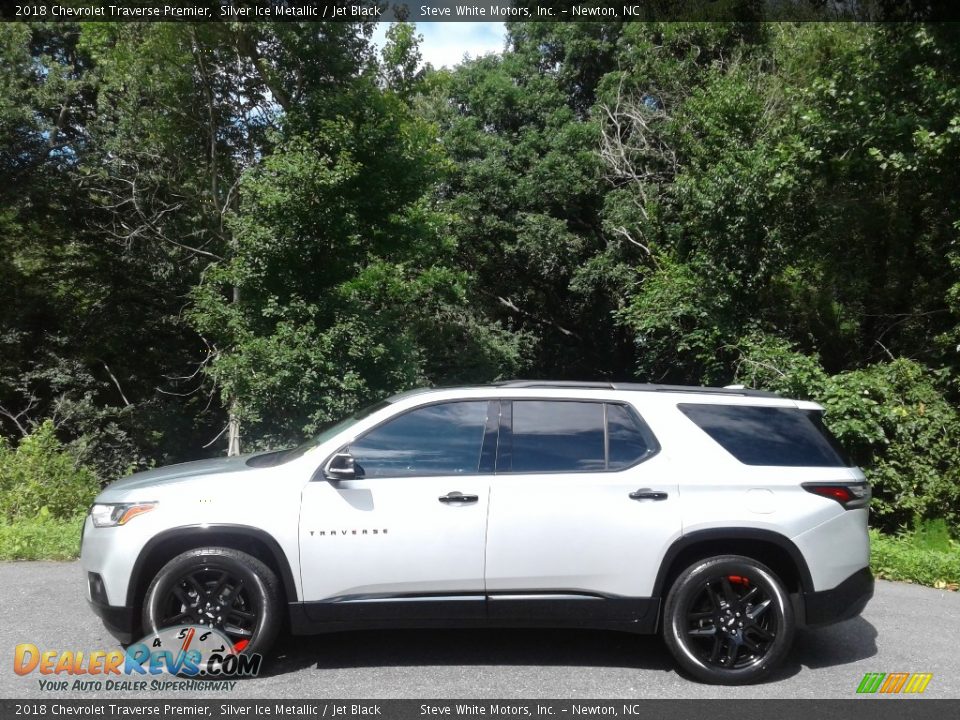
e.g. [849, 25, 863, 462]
[484, 399, 681, 624]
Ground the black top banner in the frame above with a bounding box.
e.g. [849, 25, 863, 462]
[2, 0, 959, 23]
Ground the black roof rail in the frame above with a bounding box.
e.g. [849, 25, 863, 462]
[493, 380, 780, 398]
[495, 380, 617, 390]
[614, 383, 780, 398]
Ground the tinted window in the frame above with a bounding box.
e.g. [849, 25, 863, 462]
[349, 401, 489, 477]
[678, 404, 850, 467]
[608, 403, 656, 469]
[511, 401, 605, 472]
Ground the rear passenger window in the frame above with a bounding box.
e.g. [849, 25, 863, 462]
[677, 404, 851, 467]
[507, 401, 658, 473]
[512, 401, 605, 472]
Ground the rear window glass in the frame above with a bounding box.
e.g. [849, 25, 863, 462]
[677, 404, 851, 467]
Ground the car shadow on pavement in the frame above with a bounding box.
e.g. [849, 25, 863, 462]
[768, 616, 879, 681]
[259, 628, 675, 678]
[259, 617, 878, 683]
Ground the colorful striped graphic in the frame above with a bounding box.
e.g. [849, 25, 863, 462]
[856, 672, 933, 694]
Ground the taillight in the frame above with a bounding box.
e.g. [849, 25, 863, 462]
[802, 482, 870, 509]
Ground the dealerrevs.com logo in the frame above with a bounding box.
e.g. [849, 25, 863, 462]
[14, 626, 261, 692]
[856, 672, 934, 694]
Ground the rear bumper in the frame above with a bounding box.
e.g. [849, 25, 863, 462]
[802, 566, 873, 627]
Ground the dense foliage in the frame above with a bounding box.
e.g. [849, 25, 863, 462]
[1, 21, 958, 536]
[0, 421, 99, 521]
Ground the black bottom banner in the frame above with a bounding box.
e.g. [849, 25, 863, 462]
[1, 700, 956, 720]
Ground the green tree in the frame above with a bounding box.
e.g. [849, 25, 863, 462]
[79, 23, 379, 454]
[426, 24, 642, 379]
[192, 72, 523, 446]
[380, 22, 425, 97]
[603, 23, 960, 381]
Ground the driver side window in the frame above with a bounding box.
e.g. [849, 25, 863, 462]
[347, 401, 490, 478]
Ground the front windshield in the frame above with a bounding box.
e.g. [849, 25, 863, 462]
[245, 399, 392, 468]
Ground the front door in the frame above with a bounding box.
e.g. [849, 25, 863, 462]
[298, 399, 495, 622]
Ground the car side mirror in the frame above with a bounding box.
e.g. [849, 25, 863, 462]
[324, 451, 357, 481]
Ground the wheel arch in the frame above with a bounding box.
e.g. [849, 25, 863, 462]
[653, 528, 813, 600]
[126, 524, 298, 609]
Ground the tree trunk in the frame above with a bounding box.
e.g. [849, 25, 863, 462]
[227, 399, 241, 456]
[226, 282, 242, 456]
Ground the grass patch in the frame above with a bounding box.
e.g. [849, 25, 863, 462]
[0, 514, 84, 561]
[870, 525, 960, 590]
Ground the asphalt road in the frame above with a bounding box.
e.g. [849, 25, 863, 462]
[1, 561, 957, 699]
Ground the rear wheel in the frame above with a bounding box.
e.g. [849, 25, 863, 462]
[142, 547, 281, 658]
[663, 555, 795, 684]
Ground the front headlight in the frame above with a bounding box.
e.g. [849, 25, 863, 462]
[90, 502, 157, 528]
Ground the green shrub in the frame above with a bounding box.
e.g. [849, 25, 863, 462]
[909, 518, 954, 553]
[870, 527, 960, 588]
[0, 512, 84, 561]
[734, 335, 960, 535]
[0, 420, 101, 522]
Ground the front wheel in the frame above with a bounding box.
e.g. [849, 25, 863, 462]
[142, 547, 281, 659]
[662, 555, 795, 684]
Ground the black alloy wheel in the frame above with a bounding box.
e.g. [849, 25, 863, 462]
[685, 574, 776, 669]
[159, 565, 257, 648]
[663, 555, 795, 684]
[142, 547, 281, 658]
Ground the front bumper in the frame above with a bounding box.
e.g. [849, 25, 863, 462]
[802, 566, 874, 627]
[80, 515, 141, 644]
[86, 569, 139, 643]
[88, 598, 138, 644]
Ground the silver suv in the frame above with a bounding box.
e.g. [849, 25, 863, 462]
[81, 381, 873, 684]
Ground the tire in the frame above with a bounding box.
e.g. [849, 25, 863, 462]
[142, 547, 281, 660]
[662, 555, 795, 685]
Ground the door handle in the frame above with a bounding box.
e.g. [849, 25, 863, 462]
[629, 488, 669, 501]
[439, 491, 479, 504]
